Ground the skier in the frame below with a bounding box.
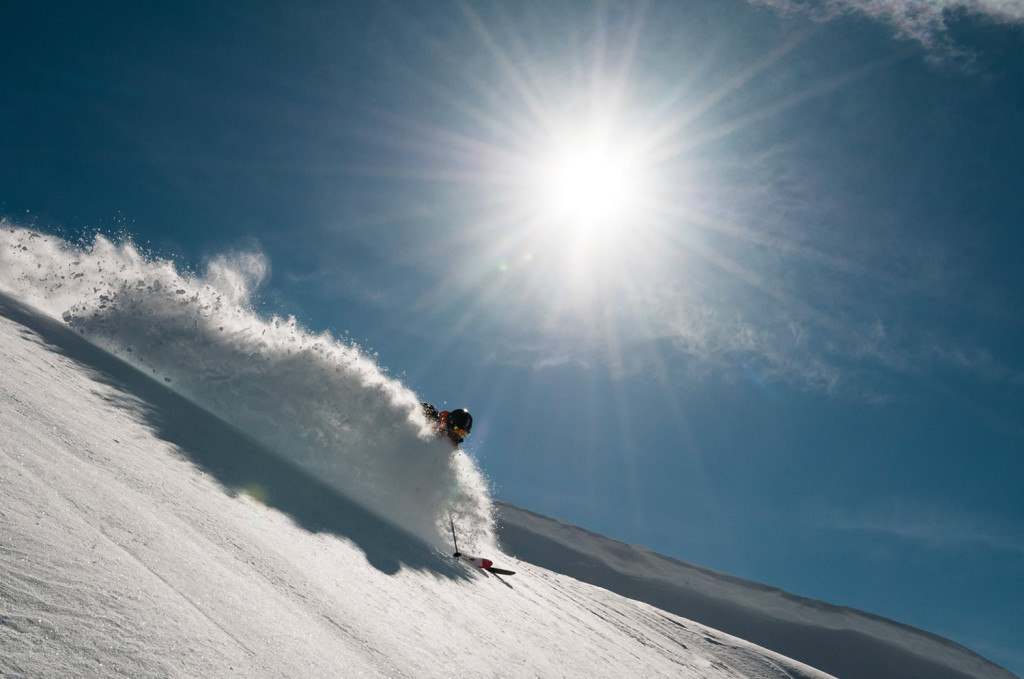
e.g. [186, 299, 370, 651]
[421, 403, 473, 447]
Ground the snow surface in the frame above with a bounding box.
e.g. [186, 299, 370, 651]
[0, 226, 1016, 678]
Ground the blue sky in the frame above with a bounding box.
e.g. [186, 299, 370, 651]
[3, 0, 1023, 673]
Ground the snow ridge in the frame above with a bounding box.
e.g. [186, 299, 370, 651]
[0, 224, 494, 550]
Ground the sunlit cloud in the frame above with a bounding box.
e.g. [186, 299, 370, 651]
[752, 0, 1024, 48]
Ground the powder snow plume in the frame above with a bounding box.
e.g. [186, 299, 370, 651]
[0, 223, 495, 551]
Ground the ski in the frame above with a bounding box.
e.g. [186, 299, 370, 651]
[486, 566, 516, 576]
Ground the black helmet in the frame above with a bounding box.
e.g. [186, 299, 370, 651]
[447, 408, 473, 435]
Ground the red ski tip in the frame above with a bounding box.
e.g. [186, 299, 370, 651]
[458, 554, 516, 575]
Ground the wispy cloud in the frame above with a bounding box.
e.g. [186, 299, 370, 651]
[753, 0, 1024, 48]
[824, 500, 1024, 555]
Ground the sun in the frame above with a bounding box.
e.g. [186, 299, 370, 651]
[538, 136, 643, 239]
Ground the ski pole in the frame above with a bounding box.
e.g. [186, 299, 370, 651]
[448, 513, 461, 558]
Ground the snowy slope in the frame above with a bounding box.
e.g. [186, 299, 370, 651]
[496, 504, 1018, 679]
[0, 226, 1016, 678]
[1, 293, 831, 678]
